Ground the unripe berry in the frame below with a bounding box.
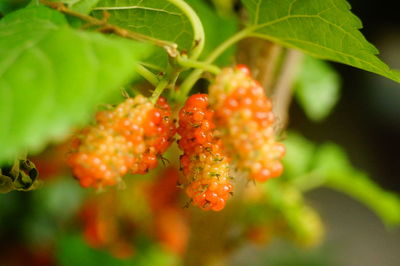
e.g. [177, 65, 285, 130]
[178, 94, 233, 211]
[209, 65, 285, 182]
[68, 95, 176, 188]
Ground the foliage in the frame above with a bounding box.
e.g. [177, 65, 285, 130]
[0, 5, 151, 165]
[241, 0, 400, 83]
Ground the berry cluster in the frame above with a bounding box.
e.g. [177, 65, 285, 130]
[209, 65, 285, 182]
[68, 96, 176, 188]
[66, 64, 285, 210]
[178, 94, 233, 211]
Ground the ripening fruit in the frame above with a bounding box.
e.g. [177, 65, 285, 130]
[67, 126, 135, 188]
[209, 65, 285, 182]
[68, 95, 176, 188]
[178, 94, 233, 211]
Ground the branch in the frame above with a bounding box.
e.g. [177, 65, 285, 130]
[40, 0, 178, 56]
[236, 39, 283, 93]
[272, 49, 304, 132]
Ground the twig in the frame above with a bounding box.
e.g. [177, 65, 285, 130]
[176, 55, 221, 74]
[150, 79, 169, 104]
[272, 49, 304, 132]
[40, 0, 178, 56]
[256, 42, 283, 93]
[134, 64, 159, 86]
[236, 39, 283, 93]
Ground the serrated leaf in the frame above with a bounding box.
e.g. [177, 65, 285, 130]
[295, 56, 341, 121]
[241, 0, 400, 83]
[93, 0, 193, 66]
[0, 6, 151, 165]
[313, 143, 400, 227]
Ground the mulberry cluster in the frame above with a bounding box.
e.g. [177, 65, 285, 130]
[209, 65, 285, 182]
[178, 94, 233, 211]
[66, 64, 285, 211]
[68, 96, 176, 188]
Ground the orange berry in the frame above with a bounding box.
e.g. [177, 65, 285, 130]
[209, 65, 285, 182]
[67, 96, 176, 188]
[178, 94, 233, 211]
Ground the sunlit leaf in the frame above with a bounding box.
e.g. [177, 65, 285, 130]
[241, 0, 400, 83]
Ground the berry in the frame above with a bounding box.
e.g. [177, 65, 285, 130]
[209, 65, 285, 182]
[67, 127, 134, 188]
[68, 95, 176, 188]
[178, 94, 233, 211]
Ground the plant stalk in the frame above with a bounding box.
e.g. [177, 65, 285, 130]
[41, 0, 178, 56]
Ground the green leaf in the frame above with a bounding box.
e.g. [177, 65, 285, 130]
[210, 0, 235, 15]
[313, 143, 400, 227]
[0, 6, 151, 165]
[71, 0, 100, 14]
[295, 56, 341, 121]
[93, 0, 193, 66]
[241, 0, 400, 83]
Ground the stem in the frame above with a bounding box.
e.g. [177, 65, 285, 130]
[134, 64, 159, 86]
[235, 39, 283, 94]
[41, 0, 178, 56]
[178, 28, 251, 101]
[167, 0, 205, 60]
[176, 56, 221, 74]
[261, 43, 283, 93]
[272, 49, 303, 132]
[150, 79, 169, 104]
[138, 62, 164, 72]
[206, 28, 252, 64]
